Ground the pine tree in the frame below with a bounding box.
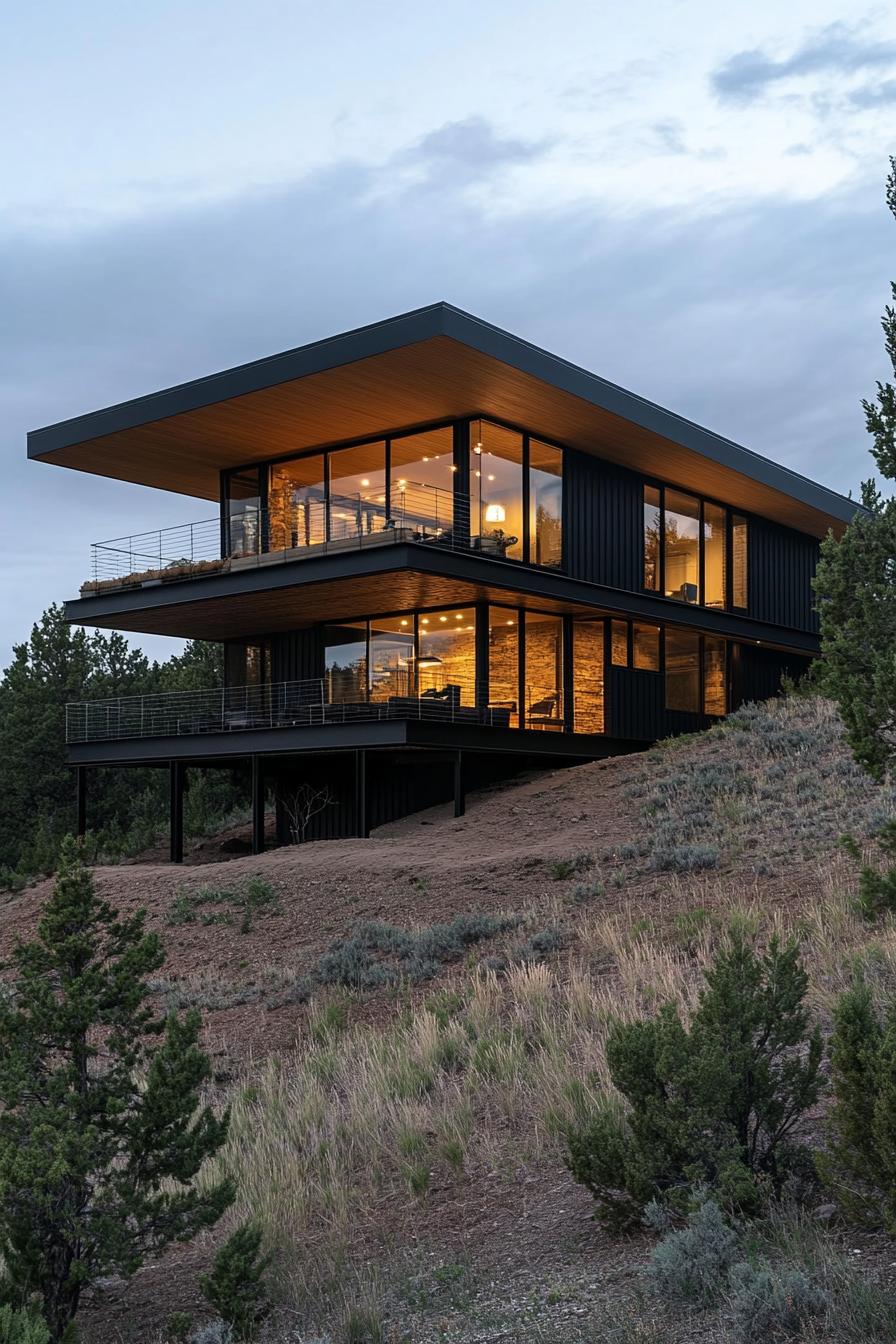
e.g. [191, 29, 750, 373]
[201, 1222, 271, 1340]
[814, 158, 896, 780]
[565, 929, 823, 1228]
[821, 977, 896, 1230]
[0, 838, 234, 1341]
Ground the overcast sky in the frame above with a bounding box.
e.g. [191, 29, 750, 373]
[3, 1, 895, 664]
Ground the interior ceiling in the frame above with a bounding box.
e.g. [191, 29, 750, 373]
[33, 335, 843, 538]
[73, 570, 599, 640]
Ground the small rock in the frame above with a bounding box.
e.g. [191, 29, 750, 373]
[814, 1203, 837, 1222]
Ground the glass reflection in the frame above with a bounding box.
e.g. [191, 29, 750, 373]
[529, 439, 563, 567]
[489, 607, 520, 727]
[328, 442, 387, 541]
[269, 455, 326, 552]
[470, 420, 523, 559]
[524, 612, 563, 729]
[664, 490, 700, 603]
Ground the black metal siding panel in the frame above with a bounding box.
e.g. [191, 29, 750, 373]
[747, 518, 820, 634]
[566, 450, 642, 590]
[730, 644, 812, 708]
[607, 667, 704, 742]
[270, 629, 323, 682]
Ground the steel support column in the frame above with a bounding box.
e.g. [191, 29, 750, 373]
[354, 749, 368, 838]
[169, 760, 184, 864]
[251, 755, 265, 855]
[454, 749, 465, 818]
[76, 767, 87, 839]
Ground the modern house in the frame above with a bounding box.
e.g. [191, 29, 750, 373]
[28, 303, 859, 859]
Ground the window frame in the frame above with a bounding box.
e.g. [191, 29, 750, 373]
[642, 480, 749, 613]
[222, 414, 566, 573]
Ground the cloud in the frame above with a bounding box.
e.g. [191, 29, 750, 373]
[3, 119, 891, 663]
[652, 119, 688, 156]
[711, 22, 896, 104]
[850, 78, 896, 108]
[400, 116, 551, 186]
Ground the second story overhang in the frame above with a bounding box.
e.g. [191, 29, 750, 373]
[30, 302, 860, 541]
[64, 539, 822, 656]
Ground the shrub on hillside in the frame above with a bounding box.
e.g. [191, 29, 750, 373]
[728, 1262, 828, 1342]
[0, 1306, 50, 1344]
[818, 975, 896, 1231]
[200, 1222, 270, 1341]
[315, 914, 516, 989]
[564, 930, 823, 1230]
[645, 1199, 740, 1305]
[841, 824, 896, 920]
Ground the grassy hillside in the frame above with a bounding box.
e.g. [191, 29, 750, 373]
[6, 694, 896, 1343]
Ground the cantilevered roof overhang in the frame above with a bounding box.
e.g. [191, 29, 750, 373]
[29, 302, 859, 539]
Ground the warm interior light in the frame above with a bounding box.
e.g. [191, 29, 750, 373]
[455, 614, 463, 620]
[474, 445, 482, 454]
[439, 615, 448, 622]
[360, 478, 370, 487]
[400, 619, 409, 626]
[421, 617, 430, 624]
[416, 654, 443, 668]
[485, 503, 506, 523]
[506, 620, 514, 626]
[487, 474, 495, 481]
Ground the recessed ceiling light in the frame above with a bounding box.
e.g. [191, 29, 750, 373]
[439, 616, 448, 622]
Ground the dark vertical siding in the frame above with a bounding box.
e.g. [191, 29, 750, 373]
[747, 518, 819, 634]
[565, 449, 642, 589]
[730, 644, 812, 708]
[270, 629, 324, 682]
[607, 667, 703, 741]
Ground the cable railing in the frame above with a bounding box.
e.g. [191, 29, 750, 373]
[84, 482, 524, 593]
[66, 672, 606, 743]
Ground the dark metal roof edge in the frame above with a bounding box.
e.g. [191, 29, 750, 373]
[437, 306, 861, 526]
[29, 299, 861, 526]
[27, 302, 451, 457]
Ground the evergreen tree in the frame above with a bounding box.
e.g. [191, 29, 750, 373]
[201, 1222, 271, 1340]
[565, 930, 823, 1229]
[820, 976, 896, 1230]
[814, 159, 896, 780]
[0, 838, 234, 1341]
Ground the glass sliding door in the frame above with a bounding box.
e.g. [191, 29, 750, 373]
[268, 454, 326, 552]
[573, 621, 604, 732]
[488, 607, 520, 726]
[328, 442, 387, 541]
[665, 629, 701, 711]
[226, 468, 263, 557]
[703, 502, 727, 609]
[369, 617, 415, 702]
[390, 426, 455, 537]
[529, 439, 563, 567]
[524, 612, 563, 729]
[418, 608, 477, 704]
[664, 490, 700, 603]
[643, 485, 661, 591]
[324, 623, 368, 703]
[470, 420, 523, 559]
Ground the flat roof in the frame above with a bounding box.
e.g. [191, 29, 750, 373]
[28, 301, 859, 537]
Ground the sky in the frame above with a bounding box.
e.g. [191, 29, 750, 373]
[2, 0, 895, 664]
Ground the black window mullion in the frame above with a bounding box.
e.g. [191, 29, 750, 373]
[698, 499, 705, 606]
[385, 439, 392, 525]
[323, 453, 331, 543]
[522, 433, 531, 564]
[518, 608, 526, 729]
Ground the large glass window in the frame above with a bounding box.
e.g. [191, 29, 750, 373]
[418, 608, 476, 704]
[369, 617, 415, 702]
[470, 420, 523, 560]
[269, 454, 326, 552]
[524, 612, 563, 729]
[643, 484, 747, 611]
[633, 623, 661, 671]
[573, 622, 604, 732]
[226, 468, 263, 557]
[665, 630, 701, 712]
[703, 502, 727, 609]
[643, 484, 661, 592]
[489, 607, 520, 727]
[704, 637, 727, 716]
[390, 427, 455, 537]
[664, 490, 700, 603]
[732, 514, 748, 608]
[328, 442, 387, 541]
[529, 439, 563, 567]
[611, 620, 628, 666]
[324, 624, 368, 703]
